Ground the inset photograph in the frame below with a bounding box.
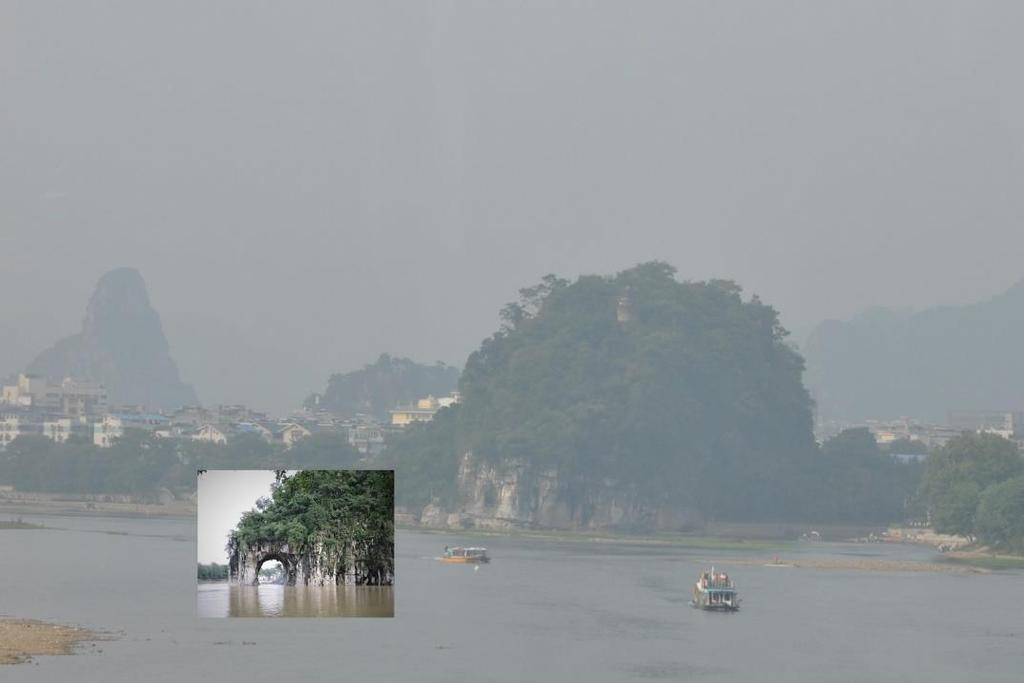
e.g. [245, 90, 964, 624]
[197, 469, 393, 617]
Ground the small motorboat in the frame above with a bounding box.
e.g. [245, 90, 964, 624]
[439, 546, 491, 564]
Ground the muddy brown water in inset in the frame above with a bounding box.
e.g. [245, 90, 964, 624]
[197, 583, 394, 617]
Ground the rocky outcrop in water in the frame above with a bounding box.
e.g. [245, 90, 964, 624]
[26, 267, 197, 410]
[229, 539, 394, 586]
[227, 471, 394, 586]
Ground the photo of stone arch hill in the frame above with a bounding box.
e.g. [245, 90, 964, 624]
[197, 469, 394, 618]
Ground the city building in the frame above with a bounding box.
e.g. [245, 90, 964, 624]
[947, 410, 1021, 440]
[93, 413, 170, 447]
[193, 424, 233, 445]
[60, 378, 108, 417]
[277, 423, 312, 447]
[1, 374, 63, 411]
[0, 414, 42, 447]
[348, 421, 387, 454]
[42, 417, 91, 443]
[390, 393, 460, 427]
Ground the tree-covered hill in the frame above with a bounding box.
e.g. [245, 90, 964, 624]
[388, 262, 912, 525]
[306, 353, 458, 420]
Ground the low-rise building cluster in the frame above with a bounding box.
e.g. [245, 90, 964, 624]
[815, 409, 1024, 456]
[1, 373, 457, 454]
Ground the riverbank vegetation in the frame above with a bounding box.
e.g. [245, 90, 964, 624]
[197, 562, 229, 580]
[0, 431, 362, 501]
[921, 433, 1024, 552]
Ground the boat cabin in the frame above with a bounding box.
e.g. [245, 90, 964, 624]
[441, 546, 491, 563]
[692, 568, 740, 611]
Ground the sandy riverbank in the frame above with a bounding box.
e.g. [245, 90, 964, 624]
[714, 555, 991, 574]
[0, 491, 195, 519]
[0, 618, 104, 665]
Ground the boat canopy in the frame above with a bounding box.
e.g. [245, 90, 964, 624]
[445, 546, 489, 557]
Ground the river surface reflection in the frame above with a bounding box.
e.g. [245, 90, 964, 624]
[197, 583, 393, 617]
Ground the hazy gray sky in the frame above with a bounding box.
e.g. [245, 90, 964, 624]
[197, 469, 281, 564]
[4, 2, 1024, 413]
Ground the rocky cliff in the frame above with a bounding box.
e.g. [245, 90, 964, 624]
[410, 452, 704, 533]
[27, 268, 197, 410]
[229, 539, 393, 586]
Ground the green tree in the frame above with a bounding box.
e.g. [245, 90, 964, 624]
[815, 428, 922, 523]
[198, 562, 229, 580]
[922, 433, 1023, 536]
[975, 477, 1024, 551]
[285, 432, 361, 468]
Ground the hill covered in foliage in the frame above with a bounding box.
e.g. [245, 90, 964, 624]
[388, 263, 915, 526]
[306, 353, 458, 420]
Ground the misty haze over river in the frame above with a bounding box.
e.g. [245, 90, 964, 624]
[2, 514, 1021, 682]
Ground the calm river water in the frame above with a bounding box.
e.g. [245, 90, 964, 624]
[197, 583, 393, 617]
[2, 514, 1022, 682]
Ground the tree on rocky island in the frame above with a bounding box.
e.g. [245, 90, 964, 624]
[226, 470, 394, 586]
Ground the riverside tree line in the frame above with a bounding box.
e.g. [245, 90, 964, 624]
[0, 430, 363, 501]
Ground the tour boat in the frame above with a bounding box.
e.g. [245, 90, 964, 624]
[691, 567, 740, 611]
[439, 546, 491, 564]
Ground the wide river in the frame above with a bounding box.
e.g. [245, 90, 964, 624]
[1, 514, 1022, 682]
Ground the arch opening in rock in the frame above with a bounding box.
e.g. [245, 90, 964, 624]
[255, 557, 290, 585]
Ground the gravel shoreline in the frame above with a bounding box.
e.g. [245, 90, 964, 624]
[0, 618, 103, 665]
[0, 492, 194, 519]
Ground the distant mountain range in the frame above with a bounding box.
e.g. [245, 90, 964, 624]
[803, 279, 1024, 423]
[26, 268, 198, 410]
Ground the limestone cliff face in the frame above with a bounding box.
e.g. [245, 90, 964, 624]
[230, 539, 394, 586]
[414, 452, 702, 533]
[27, 268, 197, 410]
